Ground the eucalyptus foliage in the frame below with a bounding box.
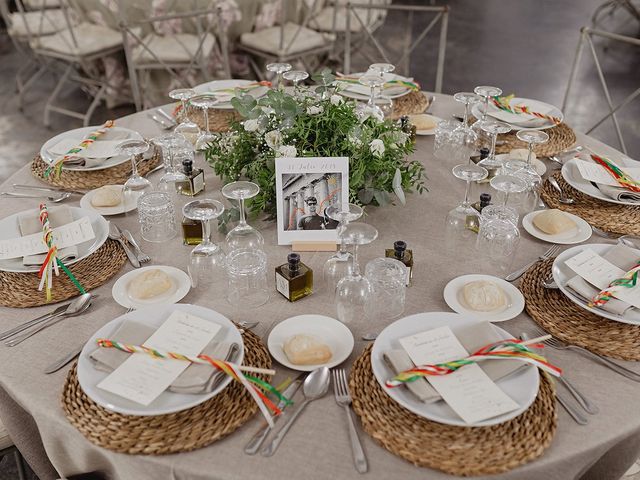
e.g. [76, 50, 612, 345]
[204, 70, 426, 218]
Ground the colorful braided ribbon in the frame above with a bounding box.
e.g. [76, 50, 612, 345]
[491, 95, 562, 125]
[385, 339, 561, 388]
[590, 153, 640, 193]
[96, 338, 290, 426]
[589, 261, 640, 307]
[45, 120, 115, 178]
[336, 76, 420, 91]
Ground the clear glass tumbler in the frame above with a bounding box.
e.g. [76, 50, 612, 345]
[365, 257, 406, 321]
[226, 248, 269, 308]
[137, 192, 177, 242]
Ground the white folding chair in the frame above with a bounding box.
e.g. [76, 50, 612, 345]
[343, 2, 449, 93]
[563, 27, 640, 155]
[0, 418, 27, 480]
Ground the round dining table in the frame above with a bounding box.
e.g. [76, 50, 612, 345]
[0, 93, 639, 480]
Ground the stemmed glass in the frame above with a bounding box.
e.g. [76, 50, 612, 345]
[517, 129, 550, 171]
[283, 70, 309, 93]
[152, 133, 190, 196]
[477, 120, 511, 170]
[335, 223, 378, 326]
[182, 199, 226, 288]
[169, 88, 200, 144]
[453, 92, 480, 163]
[445, 163, 489, 244]
[472, 86, 502, 149]
[222, 181, 264, 252]
[323, 203, 364, 296]
[266, 62, 292, 90]
[357, 74, 385, 120]
[118, 140, 152, 208]
[190, 94, 219, 151]
[368, 63, 395, 101]
[489, 174, 528, 217]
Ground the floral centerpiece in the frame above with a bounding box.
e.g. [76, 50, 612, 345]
[204, 70, 426, 218]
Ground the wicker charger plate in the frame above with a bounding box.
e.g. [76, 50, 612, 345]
[520, 258, 640, 361]
[349, 345, 557, 476]
[0, 239, 126, 308]
[495, 122, 576, 156]
[30, 148, 162, 191]
[62, 328, 271, 455]
[183, 106, 242, 133]
[540, 172, 640, 236]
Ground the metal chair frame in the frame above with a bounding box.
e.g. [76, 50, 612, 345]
[344, 2, 449, 93]
[562, 27, 640, 155]
[0, 445, 27, 480]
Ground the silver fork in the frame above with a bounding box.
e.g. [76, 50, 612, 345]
[122, 230, 150, 263]
[505, 244, 561, 282]
[530, 326, 640, 382]
[332, 369, 367, 474]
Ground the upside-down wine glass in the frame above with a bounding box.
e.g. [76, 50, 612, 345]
[445, 163, 489, 248]
[323, 203, 364, 296]
[190, 94, 219, 151]
[335, 223, 378, 326]
[152, 133, 190, 196]
[182, 199, 226, 289]
[119, 139, 152, 209]
[222, 181, 264, 252]
[453, 92, 480, 163]
[357, 74, 385, 120]
[368, 63, 395, 102]
[266, 62, 292, 91]
[169, 88, 200, 144]
[283, 70, 309, 94]
[471, 85, 502, 150]
[490, 174, 528, 218]
[477, 119, 511, 171]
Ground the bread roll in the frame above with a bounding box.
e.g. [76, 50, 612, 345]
[533, 209, 577, 235]
[283, 334, 332, 366]
[509, 148, 537, 162]
[91, 185, 122, 207]
[128, 269, 173, 300]
[408, 114, 436, 131]
[462, 280, 507, 312]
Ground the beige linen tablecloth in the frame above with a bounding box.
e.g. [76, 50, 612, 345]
[1, 94, 639, 480]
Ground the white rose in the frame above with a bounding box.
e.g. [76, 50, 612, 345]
[276, 145, 297, 157]
[307, 105, 323, 115]
[330, 94, 343, 105]
[264, 130, 282, 149]
[369, 139, 385, 157]
[243, 119, 259, 132]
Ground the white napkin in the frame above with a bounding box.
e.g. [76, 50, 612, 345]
[593, 183, 640, 203]
[89, 319, 232, 394]
[46, 129, 132, 168]
[336, 73, 412, 97]
[18, 206, 78, 266]
[383, 322, 523, 403]
[566, 243, 639, 315]
[487, 100, 552, 127]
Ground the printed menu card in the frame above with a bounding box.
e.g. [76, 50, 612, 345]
[98, 311, 221, 405]
[399, 326, 519, 424]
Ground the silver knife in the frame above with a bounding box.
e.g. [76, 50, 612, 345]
[13, 184, 85, 195]
[108, 223, 140, 268]
[44, 346, 83, 374]
[156, 108, 177, 125]
[244, 376, 303, 455]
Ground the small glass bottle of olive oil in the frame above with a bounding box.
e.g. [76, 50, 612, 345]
[181, 217, 202, 245]
[275, 253, 313, 302]
[385, 240, 413, 286]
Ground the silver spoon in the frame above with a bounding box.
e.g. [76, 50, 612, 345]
[261, 367, 331, 456]
[592, 226, 619, 239]
[0, 192, 72, 203]
[548, 177, 575, 204]
[5, 293, 94, 346]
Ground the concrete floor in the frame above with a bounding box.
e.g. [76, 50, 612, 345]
[0, 0, 639, 478]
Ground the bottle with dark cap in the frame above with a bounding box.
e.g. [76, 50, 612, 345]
[472, 193, 492, 213]
[177, 158, 205, 196]
[385, 240, 413, 286]
[275, 252, 313, 302]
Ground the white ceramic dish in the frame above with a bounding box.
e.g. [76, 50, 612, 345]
[268, 314, 354, 372]
[80, 185, 137, 216]
[443, 274, 525, 322]
[522, 210, 592, 245]
[370, 312, 539, 427]
[336, 72, 414, 101]
[77, 303, 243, 416]
[112, 266, 191, 310]
[472, 97, 563, 131]
[552, 243, 640, 325]
[412, 114, 444, 135]
[0, 206, 109, 273]
[40, 126, 142, 172]
[192, 79, 269, 109]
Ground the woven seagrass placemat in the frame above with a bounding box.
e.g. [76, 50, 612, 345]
[183, 106, 242, 133]
[349, 345, 557, 476]
[519, 258, 640, 361]
[30, 149, 162, 191]
[62, 328, 271, 455]
[0, 239, 126, 308]
[495, 122, 576, 156]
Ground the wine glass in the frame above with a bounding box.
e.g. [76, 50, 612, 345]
[335, 223, 378, 326]
[445, 163, 489, 247]
[283, 70, 309, 93]
[490, 174, 528, 217]
[169, 88, 200, 144]
[182, 199, 226, 288]
[323, 203, 364, 296]
[190, 94, 219, 151]
[517, 129, 550, 172]
[472, 85, 502, 149]
[152, 133, 190, 196]
[266, 62, 292, 91]
[477, 120, 511, 170]
[222, 181, 264, 252]
[368, 63, 394, 99]
[357, 74, 385, 121]
[453, 92, 480, 162]
[118, 140, 152, 209]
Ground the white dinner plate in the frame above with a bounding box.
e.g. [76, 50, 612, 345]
[371, 312, 539, 427]
[411, 114, 444, 136]
[336, 72, 414, 101]
[192, 79, 269, 110]
[267, 314, 354, 372]
[80, 185, 137, 216]
[443, 274, 525, 322]
[522, 210, 592, 245]
[496, 153, 547, 176]
[562, 157, 640, 206]
[552, 243, 640, 325]
[77, 303, 244, 416]
[112, 266, 191, 310]
[472, 97, 563, 131]
[0, 206, 109, 273]
[40, 126, 143, 172]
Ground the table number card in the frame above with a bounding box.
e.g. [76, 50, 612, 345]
[399, 326, 519, 424]
[575, 159, 640, 187]
[98, 311, 221, 406]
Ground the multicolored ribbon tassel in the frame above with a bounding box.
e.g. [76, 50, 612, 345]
[95, 339, 291, 426]
[590, 153, 640, 193]
[491, 95, 562, 125]
[45, 120, 115, 178]
[336, 76, 421, 91]
[589, 261, 640, 307]
[385, 338, 561, 388]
